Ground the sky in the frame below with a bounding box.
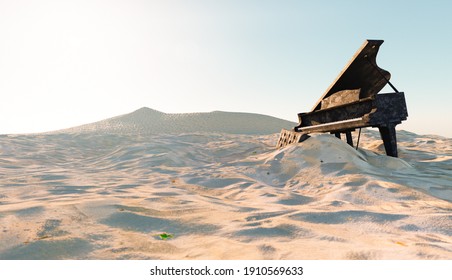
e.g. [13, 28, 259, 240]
[1, 0, 451, 137]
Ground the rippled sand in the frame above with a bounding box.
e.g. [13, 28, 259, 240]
[0, 129, 451, 259]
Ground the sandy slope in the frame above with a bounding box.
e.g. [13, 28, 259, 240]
[56, 107, 296, 135]
[0, 109, 451, 260]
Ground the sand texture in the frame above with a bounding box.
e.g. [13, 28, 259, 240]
[0, 108, 451, 259]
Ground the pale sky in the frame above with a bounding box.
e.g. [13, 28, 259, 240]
[1, 0, 451, 136]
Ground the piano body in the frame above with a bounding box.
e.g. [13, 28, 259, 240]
[277, 40, 408, 157]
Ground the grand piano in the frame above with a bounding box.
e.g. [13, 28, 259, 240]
[277, 40, 408, 157]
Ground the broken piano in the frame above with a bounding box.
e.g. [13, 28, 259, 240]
[277, 39, 408, 157]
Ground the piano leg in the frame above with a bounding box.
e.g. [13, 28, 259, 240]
[345, 131, 353, 147]
[378, 124, 398, 157]
[332, 132, 341, 139]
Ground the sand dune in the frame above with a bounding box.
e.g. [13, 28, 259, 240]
[0, 109, 451, 259]
[55, 107, 296, 135]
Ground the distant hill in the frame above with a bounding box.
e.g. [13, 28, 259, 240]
[55, 107, 297, 135]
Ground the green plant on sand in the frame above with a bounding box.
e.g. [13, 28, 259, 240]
[158, 233, 174, 240]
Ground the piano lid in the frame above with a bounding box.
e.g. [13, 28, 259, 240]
[311, 40, 391, 111]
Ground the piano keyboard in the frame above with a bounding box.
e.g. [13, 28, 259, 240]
[299, 117, 364, 131]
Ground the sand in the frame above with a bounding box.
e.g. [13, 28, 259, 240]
[0, 109, 451, 259]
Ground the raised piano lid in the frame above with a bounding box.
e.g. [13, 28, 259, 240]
[311, 39, 390, 111]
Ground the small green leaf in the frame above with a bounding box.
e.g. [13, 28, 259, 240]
[158, 233, 173, 240]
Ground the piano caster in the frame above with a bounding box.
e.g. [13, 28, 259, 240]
[378, 124, 398, 157]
